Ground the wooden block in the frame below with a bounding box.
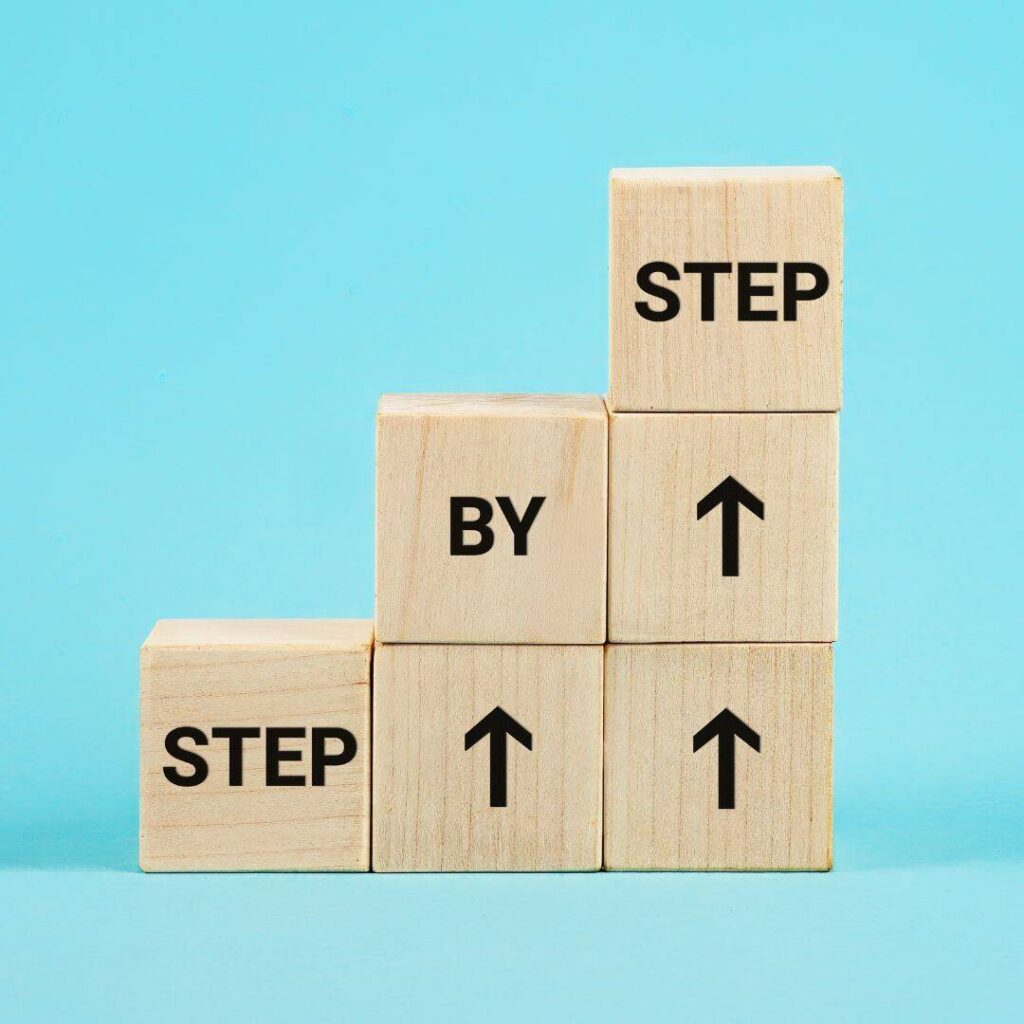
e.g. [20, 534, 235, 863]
[604, 643, 832, 871]
[372, 643, 603, 871]
[610, 167, 842, 411]
[609, 411, 837, 642]
[139, 619, 372, 872]
[376, 394, 607, 643]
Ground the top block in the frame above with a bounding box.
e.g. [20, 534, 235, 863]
[609, 166, 843, 411]
[376, 394, 607, 643]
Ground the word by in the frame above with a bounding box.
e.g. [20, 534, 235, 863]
[450, 496, 546, 555]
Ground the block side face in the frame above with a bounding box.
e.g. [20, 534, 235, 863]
[608, 412, 837, 642]
[372, 644, 603, 872]
[604, 643, 832, 871]
[376, 406, 607, 643]
[609, 172, 842, 411]
[140, 643, 370, 872]
[379, 393, 607, 419]
[143, 618, 373, 650]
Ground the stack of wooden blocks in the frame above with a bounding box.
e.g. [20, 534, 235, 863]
[140, 166, 841, 873]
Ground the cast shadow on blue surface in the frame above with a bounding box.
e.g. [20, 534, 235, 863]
[837, 793, 1023, 871]
[0, 814, 139, 872]
[1, 793, 1020, 873]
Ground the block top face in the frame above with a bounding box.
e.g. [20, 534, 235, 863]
[610, 165, 843, 412]
[379, 393, 606, 419]
[143, 619, 373, 651]
[612, 166, 840, 184]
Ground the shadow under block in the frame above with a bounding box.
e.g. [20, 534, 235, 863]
[372, 644, 603, 871]
[376, 394, 607, 643]
[609, 166, 843, 412]
[609, 411, 837, 642]
[139, 619, 372, 872]
[604, 643, 833, 871]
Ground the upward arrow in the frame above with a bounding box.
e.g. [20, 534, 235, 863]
[692, 708, 761, 809]
[464, 706, 533, 808]
[696, 475, 764, 577]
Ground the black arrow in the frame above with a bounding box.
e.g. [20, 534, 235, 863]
[692, 708, 761, 809]
[696, 475, 764, 577]
[464, 706, 533, 808]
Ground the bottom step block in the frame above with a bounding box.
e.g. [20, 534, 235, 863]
[372, 644, 603, 872]
[604, 643, 833, 871]
[139, 619, 372, 872]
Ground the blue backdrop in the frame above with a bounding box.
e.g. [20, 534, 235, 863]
[2, 2, 1021, 1019]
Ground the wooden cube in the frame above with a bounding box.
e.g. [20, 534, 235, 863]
[139, 619, 372, 872]
[605, 643, 832, 871]
[376, 394, 607, 643]
[610, 167, 842, 412]
[372, 643, 603, 871]
[609, 412, 837, 642]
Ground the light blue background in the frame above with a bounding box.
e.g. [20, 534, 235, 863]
[2, 2, 1021, 1019]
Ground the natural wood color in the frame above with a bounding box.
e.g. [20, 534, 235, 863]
[609, 166, 842, 411]
[372, 644, 603, 871]
[609, 412, 837, 642]
[144, 618, 372, 647]
[379, 393, 603, 417]
[604, 643, 833, 871]
[612, 166, 841, 183]
[139, 619, 372, 872]
[376, 394, 607, 643]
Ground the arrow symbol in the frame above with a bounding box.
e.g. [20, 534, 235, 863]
[696, 475, 764, 577]
[692, 708, 761, 810]
[464, 706, 533, 808]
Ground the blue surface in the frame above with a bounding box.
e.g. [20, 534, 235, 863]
[2, 2, 1021, 1019]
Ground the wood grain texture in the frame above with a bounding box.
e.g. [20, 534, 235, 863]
[139, 619, 372, 872]
[608, 412, 838, 642]
[604, 643, 833, 871]
[372, 643, 603, 871]
[609, 166, 842, 411]
[376, 394, 607, 643]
